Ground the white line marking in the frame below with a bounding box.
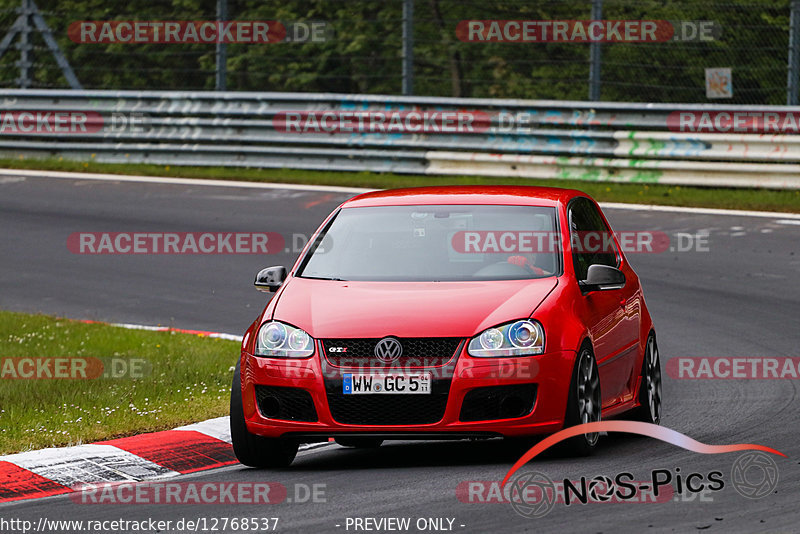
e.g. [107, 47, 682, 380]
[598, 202, 800, 220]
[103, 321, 243, 342]
[174, 417, 231, 443]
[0, 168, 372, 194]
[174, 417, 331, 451]
[776, 219, 800, 225]
[4, 167, 800, 219]
[1, 444, 178, 487]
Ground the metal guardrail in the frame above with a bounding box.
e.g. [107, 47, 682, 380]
[1, 89, 800, 189]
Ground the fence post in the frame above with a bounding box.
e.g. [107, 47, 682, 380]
[789, 0, 800, 105]
[588, 0, 602, 101]
[215, 0, 228, 91]
[402, 0, 414, 95]
[17, 0, 33, 88]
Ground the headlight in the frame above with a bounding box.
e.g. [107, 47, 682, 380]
[468, 320, 544, 357]
[255, 321, 314, 357]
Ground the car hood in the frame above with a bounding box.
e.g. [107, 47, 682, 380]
[271, 277, 558, 338]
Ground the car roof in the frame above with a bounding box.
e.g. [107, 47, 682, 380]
[342, 185, 589, 208]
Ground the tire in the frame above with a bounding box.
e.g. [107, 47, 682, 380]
[562, 344, 601, 456]
[334, 437, 383, 448]
[230, 361, 299, 468]
[631, 333, 662, 425]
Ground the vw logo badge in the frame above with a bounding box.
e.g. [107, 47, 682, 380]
[374, 337, 403, 363]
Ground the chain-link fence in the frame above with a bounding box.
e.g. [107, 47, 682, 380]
[0, 0, 793, 104]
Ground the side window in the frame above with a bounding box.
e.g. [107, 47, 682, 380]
[568, 198, 618, 281]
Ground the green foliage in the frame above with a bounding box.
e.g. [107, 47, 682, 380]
[0, 311, 238, 454]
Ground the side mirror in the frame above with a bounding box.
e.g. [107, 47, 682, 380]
[254, 266, 287, 293]
[580, 264, 625, 292]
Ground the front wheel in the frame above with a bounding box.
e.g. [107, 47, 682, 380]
[632, 333, 662, 425]
[230, 361, 299, 468]
[562, 345, 601, 456]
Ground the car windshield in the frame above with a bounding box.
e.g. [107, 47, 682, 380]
[298, 204, 560, 282]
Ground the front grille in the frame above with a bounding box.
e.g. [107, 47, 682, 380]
[322, 337, 462, 368]
[459, 384, 537, 422]
[324, 378, 451, 425]
[255, 385, 318, 422]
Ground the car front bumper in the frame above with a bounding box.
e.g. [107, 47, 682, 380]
[240, 345, 576, 440]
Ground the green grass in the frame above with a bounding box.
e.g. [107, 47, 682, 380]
[0, 311, 239, 455]
[3, 156, 800, 213]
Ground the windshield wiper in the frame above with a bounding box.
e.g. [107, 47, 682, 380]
[301, 276, 348, 281]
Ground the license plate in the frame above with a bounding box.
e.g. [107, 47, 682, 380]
[343, 373, 431, 395]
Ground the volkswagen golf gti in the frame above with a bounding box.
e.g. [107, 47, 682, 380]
[230, 186, 663, 467]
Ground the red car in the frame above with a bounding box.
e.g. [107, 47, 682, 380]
[230, 186, 662, 467]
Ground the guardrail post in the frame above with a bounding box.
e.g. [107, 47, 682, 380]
[402, 0, 414, 95]
[215, 0, 228, 91]
[789, 0, 800, 105]
[588, 0, 603, 101]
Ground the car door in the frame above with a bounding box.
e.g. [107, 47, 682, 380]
[568, 198, 639, 408]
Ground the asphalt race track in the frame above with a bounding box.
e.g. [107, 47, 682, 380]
[1, 174, 799, 533]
